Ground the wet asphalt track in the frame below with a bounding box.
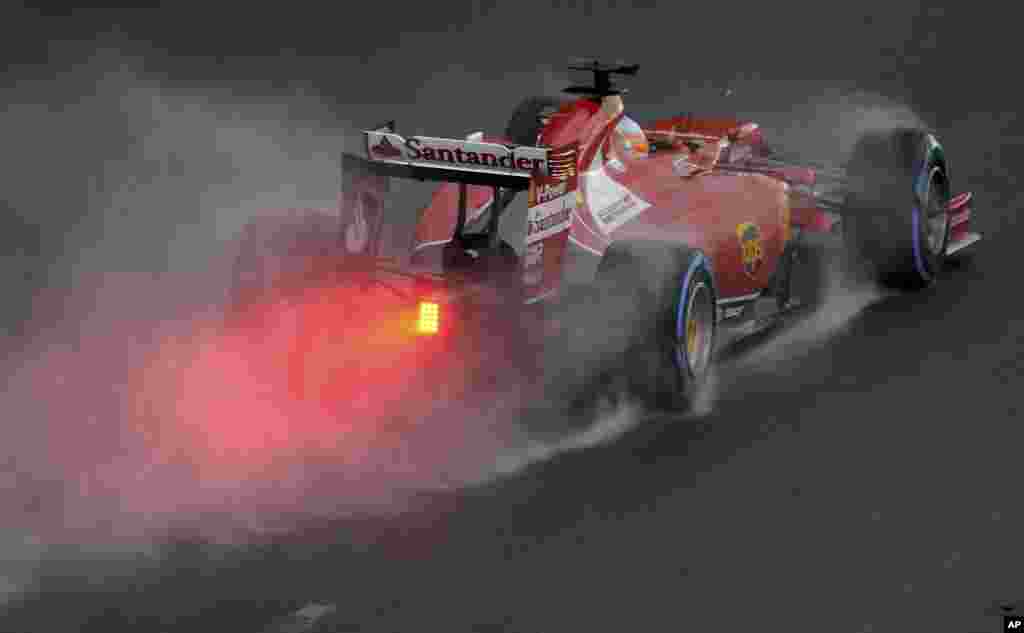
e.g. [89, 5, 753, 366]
[2, 2, 1023, 632]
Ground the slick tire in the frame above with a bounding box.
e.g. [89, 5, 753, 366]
[593, 241, 718, 412]
[504, 96, 567, 147]
[841, 128, 952, 290]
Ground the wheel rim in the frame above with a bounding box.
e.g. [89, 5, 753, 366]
[681, 281, 713, 377]
[923, 166, 949, 257]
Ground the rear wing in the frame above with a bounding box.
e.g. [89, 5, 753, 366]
[339, 122, 576, 262]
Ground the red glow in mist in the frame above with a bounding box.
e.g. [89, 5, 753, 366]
[6, 263, 527, 543]
[129, 281, 466, 479]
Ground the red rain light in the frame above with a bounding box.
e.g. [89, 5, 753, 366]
[416, 301, 440, 335]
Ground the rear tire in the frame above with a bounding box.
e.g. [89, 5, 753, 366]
[593, 241, 718, 412]
[504, 96, 566, 146]
[841, 128, 951, 290]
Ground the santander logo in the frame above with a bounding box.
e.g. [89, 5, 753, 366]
[370, 136, 403, 159]
[365, 130, 549, 175]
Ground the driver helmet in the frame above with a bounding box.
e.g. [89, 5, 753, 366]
[609, 115, 650, 160]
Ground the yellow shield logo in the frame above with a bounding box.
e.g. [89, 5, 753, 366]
[736, 222, 763, 277]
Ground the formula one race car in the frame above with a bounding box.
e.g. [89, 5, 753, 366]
[229, 60, 981, 414]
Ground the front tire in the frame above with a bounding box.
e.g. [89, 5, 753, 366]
[842, 128, 951, 289]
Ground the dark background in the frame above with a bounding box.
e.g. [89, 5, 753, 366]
[1, 1, 1022, 632]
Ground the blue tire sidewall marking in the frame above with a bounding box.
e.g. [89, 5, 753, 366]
[911, 148, 939, 281]
[675, 253, 708, 375]
[912, 202, 930, 281]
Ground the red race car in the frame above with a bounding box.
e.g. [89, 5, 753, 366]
[230, 60, 980, 413]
